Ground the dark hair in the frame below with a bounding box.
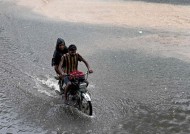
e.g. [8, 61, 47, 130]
[68, 44, 77, 51]
[56, 38, 65, 50]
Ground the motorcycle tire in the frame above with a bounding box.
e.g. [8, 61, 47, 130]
[79, 99, 93, 116]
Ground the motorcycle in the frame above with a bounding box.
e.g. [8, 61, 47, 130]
[56, 71, 93, 116]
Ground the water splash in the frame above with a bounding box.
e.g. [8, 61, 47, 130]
[34, 75, 60, 97]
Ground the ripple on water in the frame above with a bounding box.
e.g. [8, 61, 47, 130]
[0, 91, 16, 133]
[109, 93, 190, 134]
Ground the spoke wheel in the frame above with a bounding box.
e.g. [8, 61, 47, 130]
[79, 99, 92, 116]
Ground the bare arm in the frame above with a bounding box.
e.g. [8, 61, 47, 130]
[81, 57, 93, 73]
[58, 56, 65, 75]
[54, 65, 59, 75]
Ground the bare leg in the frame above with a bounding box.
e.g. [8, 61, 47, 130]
[64, 83, 71, 101]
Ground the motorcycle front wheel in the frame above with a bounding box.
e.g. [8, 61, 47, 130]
[79, 99, 93, 116]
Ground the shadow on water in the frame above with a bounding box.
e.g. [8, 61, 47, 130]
[126, 0, 190, 5]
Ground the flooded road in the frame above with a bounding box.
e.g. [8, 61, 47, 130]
[1, 0, 190, 133]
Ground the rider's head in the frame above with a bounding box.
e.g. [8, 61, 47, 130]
[68, 44, 77, 56]
[56, 38, 65, 51]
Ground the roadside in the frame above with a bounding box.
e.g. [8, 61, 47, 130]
[15, 0, 190, 31]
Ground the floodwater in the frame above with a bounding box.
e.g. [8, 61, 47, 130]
[0, 0, 190, 134]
